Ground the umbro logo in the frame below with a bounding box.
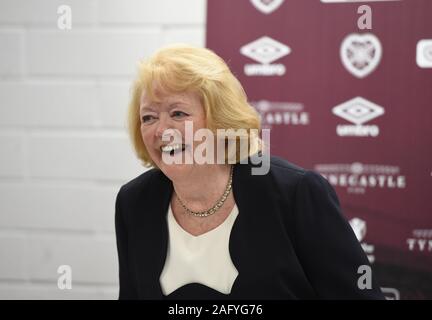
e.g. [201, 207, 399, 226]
[332, 97, 384, 137]
[240, 36, 291, 76]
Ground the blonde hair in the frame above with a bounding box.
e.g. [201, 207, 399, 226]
[127, 44, 263, 168]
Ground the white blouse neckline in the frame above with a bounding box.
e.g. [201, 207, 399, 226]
[168, 202, 239, 239]
[160, 202, 240, 295]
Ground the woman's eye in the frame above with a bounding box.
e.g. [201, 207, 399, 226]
[172, 111, 188, 118]
[141, 115, 155, 123]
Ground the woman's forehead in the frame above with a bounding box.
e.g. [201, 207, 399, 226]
[140, 90, 199, 107]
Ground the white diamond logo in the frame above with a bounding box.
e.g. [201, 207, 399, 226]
[340, 33, 382, 78]
[240, 36, 291, 64]
[332, 97, 384, 125]
[250, 0, 284, 14]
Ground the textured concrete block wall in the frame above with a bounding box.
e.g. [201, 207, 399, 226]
[0, 0, 206, 299]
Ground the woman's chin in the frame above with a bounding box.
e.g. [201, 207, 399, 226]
[158, 160, 192, 181]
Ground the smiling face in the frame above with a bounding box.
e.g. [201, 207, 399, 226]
[139, 89, 208, 180]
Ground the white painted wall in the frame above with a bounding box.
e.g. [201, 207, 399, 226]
[0, 0, 207, 299]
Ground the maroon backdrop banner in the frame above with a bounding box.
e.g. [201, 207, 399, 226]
[206, 0, 432, 299]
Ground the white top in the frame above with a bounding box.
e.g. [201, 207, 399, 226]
[159, 203, 239, 296]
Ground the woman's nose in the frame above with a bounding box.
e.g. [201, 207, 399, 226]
[155, 114, 172, 138]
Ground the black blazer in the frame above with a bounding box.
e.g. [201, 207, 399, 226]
[115, 155, 385, 300]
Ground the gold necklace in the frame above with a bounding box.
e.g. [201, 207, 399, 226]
[176, 165, 233, 218]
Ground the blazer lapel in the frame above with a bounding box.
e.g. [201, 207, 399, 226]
[134, 170, 172, 299]
[228, 160, 280, 297]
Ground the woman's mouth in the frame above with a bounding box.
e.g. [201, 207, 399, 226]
[160, 143, 187, 156]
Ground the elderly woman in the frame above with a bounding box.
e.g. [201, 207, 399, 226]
[115, 44, 384, 300]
